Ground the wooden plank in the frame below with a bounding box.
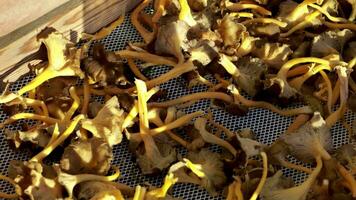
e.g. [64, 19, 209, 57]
[0, 0, 70, 38]
[0, 0, 141, 82]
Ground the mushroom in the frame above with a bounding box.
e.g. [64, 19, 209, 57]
[0, 28, 83, 104]
[261, 155, 323, 200]
[194, 117, 237, 156]
[281, 112, 332, 163]
[132, 79, 177, 175]
[82, 43, 134, 87]
[75, 181, 134, 200]
[56, 165, 120, 199]
[81, 96, 125, 147]
[60, 138, 112, 175]
[252, 42, 293, 70]
[168, 149, 227, 195]
[5, 126, 52, 149]
[311, 29, 354, 58]
[233, 57, 267, 97]
[154, 20, 189, 63]
[7, 161, 62, 200]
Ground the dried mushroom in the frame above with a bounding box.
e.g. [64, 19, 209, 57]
[82, 96, 125, 147]
[233, 57, 267, 96]
[7, 161, 63, 200]
[131, 80, 177, 175]
[155, 20, 189, 63]
[5, 126, 51, 149]
[1, 0, 356, 199]
[281, 112, 332, 162]
[261, 156, 323, 200]
[311, 29, 354, 58]
[60, 138, 112, 175]
[75, 181, 134, 200]
[186, 149, 227, 195]
[252, 42, 293, 69]
[0, 28, 83, 104]
[82, 43, 133, 87]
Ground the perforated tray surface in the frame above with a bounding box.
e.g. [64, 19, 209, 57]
[0, 15, 354, 200]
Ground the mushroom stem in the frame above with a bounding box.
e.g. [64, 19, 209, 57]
[81, 78, 90, 114]
[225, 1, 271, 16]
[139, 12, 154, 29]
[82, 15, 125, 41]
[313, 138, 332, 160]
[150, 111, 204, 135]
[231, 12, 254, 18]
[326, 67, 349, 128]
[6, 97, 49, 116]
[105, 62, 195, 95]
[206, 114, 235, 138]
[250, 152, 268, 200]
[280, 10, 321, 37]
[319, 71, 333, 114]
[229, 85, 313, 116]
[227, 177, 244, 200]
[152, 0, 167, 23]
[337, 163, 356, 197]
[149, 92, 233, 107]
[241, 18, 288, 27]
[136, 80, 151, 134]
[277, 57, 330, 80]
[178, 0, 197, 26]
[28, 89, 44, 115]
[289, 65, 331, 91]
[131, 0, 155, 43]
[127, 58, 148, 81]
[133, 186, 147, 200]
[116, 50, 177, 66]
[286, 114, 310, 134]
[0, 113, 60, 129]
[0, 174, 20, 199]
[287, 64, 310, 78]
[30, 114, 84, 162]
[285, 0, 319, 22]
[195, 118, 237, 156]
[46, 123, 60, 147]
[165, 107, 177, 124]
[308, 3, 347, 22]
[129, 111, 203, 141]
[148, 109, 190, 148]
[64, 87, 80, 123]
[331, 79, 340, 107]
[323, 21, 356, 31]
[122, 104, 139, 130]
[279, 159, 313, 174]
[17, 68, 57, 96]
[147, 173, 178, 198]
[219, 54, 240, 77]
[145, 61, 196, 89]
[122, 87, 160, 130]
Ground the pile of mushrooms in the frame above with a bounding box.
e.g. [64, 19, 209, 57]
[0, 0, 356, 199]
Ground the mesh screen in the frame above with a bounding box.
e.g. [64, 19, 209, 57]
[0, 15, 354, 200]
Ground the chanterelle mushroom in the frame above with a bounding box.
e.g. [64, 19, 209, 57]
[82, 43, 134, 87]
[82, 96, 125, 147]
[0, 28, 84, 104]
[281, 112, 332, 162]
[60, 138, 112, 175]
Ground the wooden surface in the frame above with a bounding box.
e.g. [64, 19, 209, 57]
[0, 0, 140, 82]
